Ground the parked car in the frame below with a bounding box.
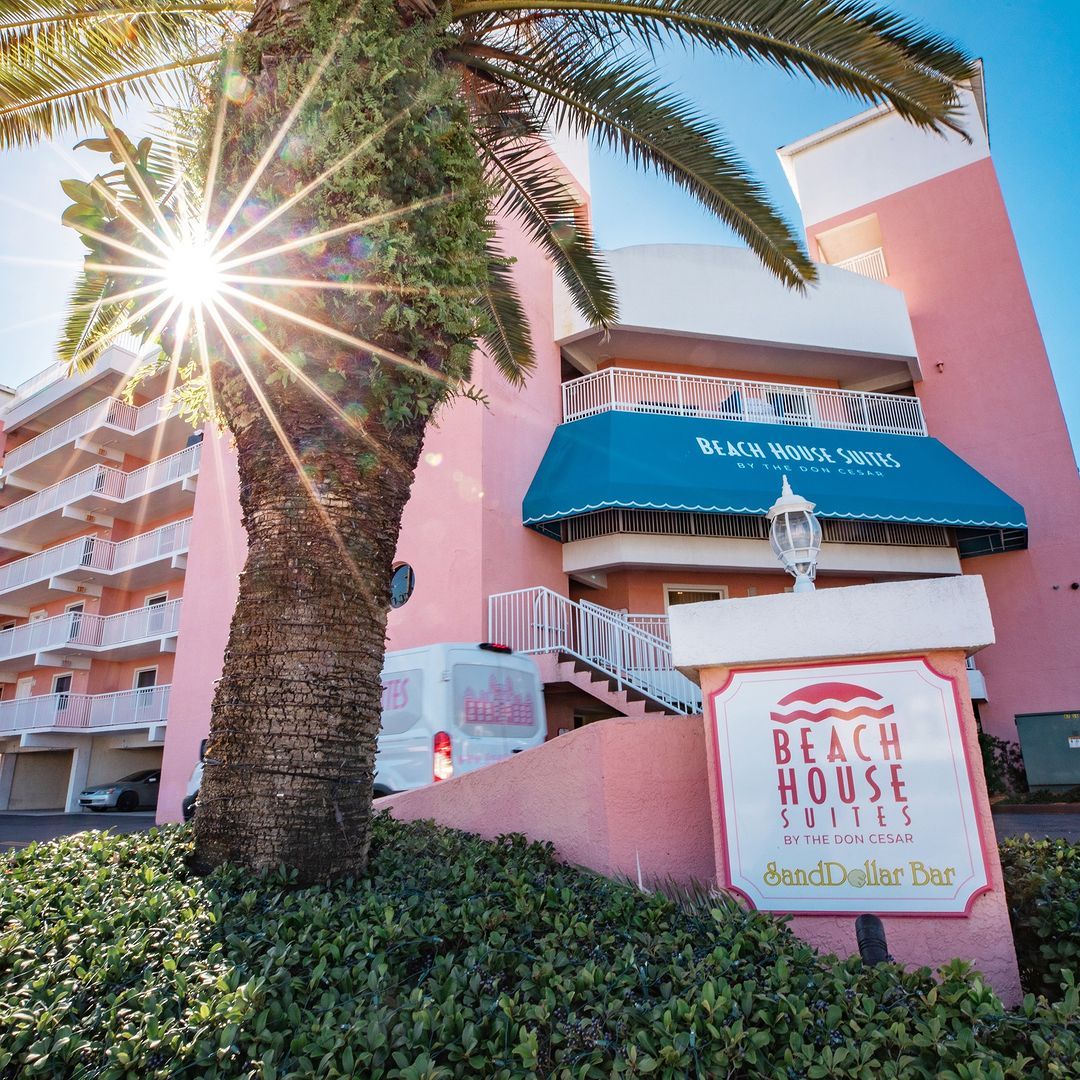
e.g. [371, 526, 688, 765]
[79, 769, 161, 812]
[181, 740, 207, 823]
[183, 643, 547, 817]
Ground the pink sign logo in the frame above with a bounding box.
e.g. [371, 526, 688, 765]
[770, 682, 895, 725]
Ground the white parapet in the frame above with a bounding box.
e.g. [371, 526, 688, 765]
[669, 575, 994, 679]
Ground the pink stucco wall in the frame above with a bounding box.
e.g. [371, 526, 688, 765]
[157, 428, 245, 820]
[381, 713, 715, 888]
[385, 212, 568, 650]
[805, 159, 1080, 740]
[383, 651, 1022, 1003]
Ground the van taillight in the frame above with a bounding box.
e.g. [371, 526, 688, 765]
[433, 731, 453, 782]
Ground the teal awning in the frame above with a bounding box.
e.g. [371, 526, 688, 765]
[523, 412, 1026, 534]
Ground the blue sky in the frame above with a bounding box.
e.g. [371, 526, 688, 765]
[0, 1, 1076, 453]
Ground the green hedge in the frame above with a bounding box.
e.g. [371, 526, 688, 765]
[1001, 835, 1080, 997]
[1, 818, 1078, 1079]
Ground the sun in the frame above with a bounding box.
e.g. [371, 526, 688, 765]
[163, 235, 224, 310]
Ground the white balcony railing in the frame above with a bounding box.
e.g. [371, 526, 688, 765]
[3, 333, 144, 414]
[561, 367, 927, 436]
[833, 247, 888, 282]
[0, 684, 170, 735]
[488, 587, 701, 715]
[3, 393, 178, 475]
[0, 518, 191, 597]
[0, 599, 181, 662]
[0, 442, 200, 537]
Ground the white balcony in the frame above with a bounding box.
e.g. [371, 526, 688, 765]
[0, 518, 191, 610]
[0, 599, 182, 669]
[0, 442, 200, 552]
[0, 335, 149, 431]
[561, 367, 927, 436]
[0, 684, 170, 737]
[2, 393, 186, 489]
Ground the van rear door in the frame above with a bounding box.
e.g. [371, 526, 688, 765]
[374, 667, 427, 792]
[448, 650, 544, 775]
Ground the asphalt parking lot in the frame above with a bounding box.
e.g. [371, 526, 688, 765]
[0, 812, 155, 852]
[991, 810, 1080, 843]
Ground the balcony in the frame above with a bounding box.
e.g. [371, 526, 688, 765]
[0, 599, 182, 669]
[833, 247, 888, 282]
[0, 334, 148, 431]
[562, 367, 927, 436]
[0, 518, 191, 611]
[554, 245, 920, 389]
[0, 684, 170, 737]
[0, 442, 200, 552]
[2, 393, 185, 489]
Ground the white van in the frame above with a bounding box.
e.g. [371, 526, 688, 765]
[373, 642, 547, 796]
[182, 643, 546, 817]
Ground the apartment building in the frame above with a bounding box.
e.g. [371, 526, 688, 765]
[0, 343, 198, 810]
[1, 74, 1076, 818]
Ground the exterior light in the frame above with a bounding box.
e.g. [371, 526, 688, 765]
[767, 475, 822, 593]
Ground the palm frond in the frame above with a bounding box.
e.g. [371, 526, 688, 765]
[451, 0, 976, 135]
[57, 266, 136, 370]
[472, 123, 618, 326]
[460, 48, 815, 288]
[0, 0, 244, 146]
[479, 242, 535, 384]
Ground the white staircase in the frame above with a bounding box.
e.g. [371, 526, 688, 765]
[487, 587, 702, 715]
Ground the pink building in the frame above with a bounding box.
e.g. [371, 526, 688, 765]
[0, 76, 1075, 819]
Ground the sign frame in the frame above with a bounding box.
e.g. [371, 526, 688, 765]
[707, 654, 993, 918]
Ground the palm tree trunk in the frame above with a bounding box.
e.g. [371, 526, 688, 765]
[192, 372, 426, 882]
[189, 0, 492, 882]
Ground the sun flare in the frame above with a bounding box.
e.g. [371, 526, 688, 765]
[163, 235, 224, 311]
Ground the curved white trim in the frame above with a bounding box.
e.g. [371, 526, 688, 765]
[524, 499, 1027, 531]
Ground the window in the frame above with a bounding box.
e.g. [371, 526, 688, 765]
[133, 668, 157, 690]
[389, 564, 415, 609]
[665, 586, 729, 609]
[0, 621, 14, 632]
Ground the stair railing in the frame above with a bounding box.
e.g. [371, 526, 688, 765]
[488, 587, 702, 715]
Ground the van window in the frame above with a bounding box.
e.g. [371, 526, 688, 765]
[453, 664, 541, 737]
[380, 669, 423, 735]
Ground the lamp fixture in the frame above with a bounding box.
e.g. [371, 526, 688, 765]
[767, 475, 822, 593]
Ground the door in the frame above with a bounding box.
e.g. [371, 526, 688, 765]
[133, 668, 157, 713]
[52, 674, 73, 722]
[145, 594, 168, 635]
[66, 602, 84, 643]
[449, 650, 545, 776]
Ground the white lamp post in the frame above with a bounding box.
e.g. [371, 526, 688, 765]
[767, 476, 822, 593]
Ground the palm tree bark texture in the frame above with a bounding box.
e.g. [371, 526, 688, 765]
[191, 0, 494, 882]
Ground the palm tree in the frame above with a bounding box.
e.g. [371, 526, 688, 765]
[0, 0, 975, 883]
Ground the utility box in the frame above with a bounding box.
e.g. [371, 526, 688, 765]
[1015, 711, 1080, 792]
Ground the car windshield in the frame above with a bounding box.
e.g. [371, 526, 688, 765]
[116, 770, 159, 783]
